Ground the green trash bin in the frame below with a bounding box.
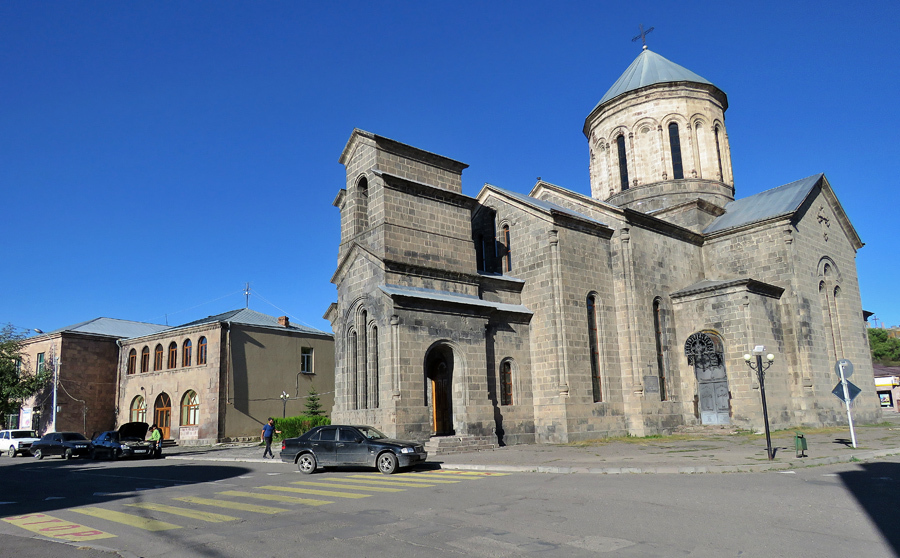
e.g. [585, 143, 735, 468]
[795, 433, 808, 458]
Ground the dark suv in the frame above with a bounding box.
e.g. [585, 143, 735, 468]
[91, 422, 153, 459]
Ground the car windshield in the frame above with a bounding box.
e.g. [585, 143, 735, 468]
[11, 431, 37, 439]
[356, 426, 387, 440]
[61, 433, 87, 441]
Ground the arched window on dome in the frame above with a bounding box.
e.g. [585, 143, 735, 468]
[714, 126, 724, 181]
[616, 135, 629, 191]
[668, 123, 684, 180]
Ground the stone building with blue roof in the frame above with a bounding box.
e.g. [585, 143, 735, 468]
[327, 47, 879, 447]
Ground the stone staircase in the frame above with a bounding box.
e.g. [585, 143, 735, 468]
[673, 423, 742, 436]
[423, 434, 498, 455]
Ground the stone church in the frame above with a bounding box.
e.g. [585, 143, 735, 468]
[325, 46, 880, 446]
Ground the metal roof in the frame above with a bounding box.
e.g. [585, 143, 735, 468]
[44, 318, 168, 339]
[703, 174, 823, 234]
[380, 285, 532, 315]
[488, 185, 608, 227]
[593, 49, 715, 110]
[172, 308, 331, 336]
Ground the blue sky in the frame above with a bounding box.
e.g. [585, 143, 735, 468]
[2, 1, 898, 336]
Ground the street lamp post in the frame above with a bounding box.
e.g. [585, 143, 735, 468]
[51, 356, 59, 433]
[280, 391, 289, 418]
[744, 347, 776, 461]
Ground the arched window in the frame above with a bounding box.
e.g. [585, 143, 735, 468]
[349, 329, 358, 410]
[587, 294, 602, 402]
[369, 326, 379, 409]
[500, 360, 513, 406]
[180, 390, 199, 426]
[130, 396, 147, 423]
[197, 337, 207, 365]
[653, 298, 668, 401]
[714, 126, 724, 180]
[475, 234, 486, 272]
[168, 342, 178, 369]
[616, 134, 629, 191]
[127, 349, 136, 375]
[182, 339, 192, 367]
[140, 347, 150, 373]
[359, 310, 368, 410]
[153, 344, 163, 371]
[501, 224, 512, 272]
[356, 176, 369, 233]
[668, 123, 684, 180]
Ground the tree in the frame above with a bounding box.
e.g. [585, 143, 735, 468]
[304, 386, 323, 417]
[868, 328, 900, 364]
[0, 324, 50, 426]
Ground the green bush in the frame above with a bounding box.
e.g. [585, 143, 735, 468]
[273, 415, 330, 440]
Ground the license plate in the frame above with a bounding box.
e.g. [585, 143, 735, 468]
[134, 449, 147, 454]
[75, 445, 86, 448]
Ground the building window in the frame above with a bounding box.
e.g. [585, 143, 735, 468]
[616, 134, 629, 191]
[356, 176, 369, 234]
[168, 342, 178, 369]
[36, 353, 45, 375]
[198, 337, 207, 365]
[714, 126, 724, 180]
[301, 347, 314, 374]
[500, 360, 513, 406]
[127, 349, 136, 375]
[153, 344, 163, 371]
[182, 339, 192, 367]
[653, 298, 668, 401]
[668, 122, 684, 180]
[475, 234, 485, 272]
[369, 326, 379, 409]
[140, 347, 150, 373]
[130, 396, 147, 423]
[587, 294, 602, 402]
[180, 390, 199, 426]
[501, 224, 512, 272]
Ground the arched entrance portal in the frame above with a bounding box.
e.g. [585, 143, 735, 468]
[154, 393, 172, 439]
[685, 332, 730, 425]
[425, 345, 454, 436]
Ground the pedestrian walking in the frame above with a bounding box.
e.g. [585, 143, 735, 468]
[262, 418, 281, 459]
[149, 424, 162, 459]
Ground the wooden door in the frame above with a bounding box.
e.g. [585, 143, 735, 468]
[154, 393, 172, 439]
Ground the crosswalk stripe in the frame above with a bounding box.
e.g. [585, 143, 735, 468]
[217, 490, 333, 506]
[349, 475, 449, 485]
[431, 470, 509, 476]
[260, 485, 371, 499]
[173, 496, 288, 514]
[399, 473, 480, 481]
[125, 503, 238, 522]
[70, 508, 181, 531]
[325, 477, 437, 488]
[290, 481, 405, 493]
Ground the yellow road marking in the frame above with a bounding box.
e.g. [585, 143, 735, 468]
[70, 508, 181, 532]
[2, 513, 115, 542]
[217, 490, 332, 506]
[400, 473, 480, 481]
[432, 470, 509, 476]
[327, 477, 437, 487]
[173, 496, 288, 514]
[126, 503, 238, 522]
[291, 480, 405, 493]
[260, 485, 370, 499]
[348, 475, 446, 485]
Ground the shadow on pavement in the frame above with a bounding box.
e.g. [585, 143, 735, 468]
[839, 462, 900, 556]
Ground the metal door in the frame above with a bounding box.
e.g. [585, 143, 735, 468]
[685, 332, 731, 425]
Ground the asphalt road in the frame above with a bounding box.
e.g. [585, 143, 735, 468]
[1, 453, 899, 558]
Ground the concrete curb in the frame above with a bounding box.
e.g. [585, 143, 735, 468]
[161, 447, 900, 473]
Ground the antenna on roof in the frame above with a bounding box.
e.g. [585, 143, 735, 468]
[244, 282, 251, 309]
[632, 24, 654, 49]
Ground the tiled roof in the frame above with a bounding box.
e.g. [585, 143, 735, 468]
[44, 318, 168, 339]
[703, 174, 824, 234]
[594, 49, 715, 109]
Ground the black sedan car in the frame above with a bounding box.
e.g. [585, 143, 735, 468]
[90, 422, 153, 460]
[280, 425, 427, 474]
[31, 432, 92, 460]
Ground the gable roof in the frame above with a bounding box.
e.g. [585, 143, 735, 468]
[43, 318, 168, 339]
[173, 308, 331, 337]
[482, 184, 609, 228]
[593, 49, 717, 110]
[703, 174, 824, 234]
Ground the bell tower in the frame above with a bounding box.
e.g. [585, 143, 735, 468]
[584, 47, 734, 214]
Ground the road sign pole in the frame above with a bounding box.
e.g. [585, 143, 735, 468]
[839, 362, 857, 448]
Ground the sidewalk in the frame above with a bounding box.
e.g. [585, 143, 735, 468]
[164, 417, 900, 474]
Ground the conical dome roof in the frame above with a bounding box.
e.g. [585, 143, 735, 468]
[592, 48, 716, 110]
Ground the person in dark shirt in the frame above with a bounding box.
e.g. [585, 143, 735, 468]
[261, 418, 281, 459]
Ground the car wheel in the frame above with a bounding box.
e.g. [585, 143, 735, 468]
[297, 453, 317, 474]
[63, 449, 73, 460]
[377, 452, 398, 475]
[7, 446, 16, 458]
[33, 449, 43, 460]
